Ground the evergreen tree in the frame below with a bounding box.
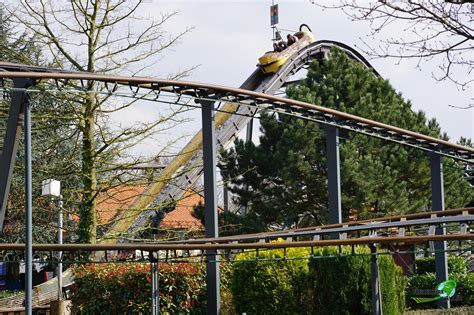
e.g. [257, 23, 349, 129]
[0, 6, 80, 243]
[220, 50, 472, 229]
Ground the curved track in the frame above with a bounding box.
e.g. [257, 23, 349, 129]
[1, 40, 473, 243]
[121, 40, 385, 241]
[1, 40, 473, 309]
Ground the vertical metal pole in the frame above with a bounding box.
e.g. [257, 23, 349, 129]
[58, 196, 63, 300]
[0, 79, 32, 230]
[151, 254, 160, 315]
[241, 119, 254, 217]
[370, 245, 383, 315]
[245, 119, 253, 143]
[201, 100, 220, 315]
[223, 185, 229, 215]
[430, 153, 449, 309]
[24, 88, 33, 315]
[325, 125, 342, 238]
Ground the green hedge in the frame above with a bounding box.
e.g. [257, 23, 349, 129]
[230, 245, 406, 315]
[309, 246, 406, 315]
[71, 263, 206, 314]
[230, 246, 311, 315]
[415, 256, 467, 275]
[406, 256, 473, 309]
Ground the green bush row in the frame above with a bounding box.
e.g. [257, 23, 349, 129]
[70, 251, 471, 314]
[71, 263, 206, 314]
[414, 256, 468, 276]
[230, 245, 406, 315]
[406, 256, 473, 310]
[309, 246, 406, 315]
[230, 246, 311, 314]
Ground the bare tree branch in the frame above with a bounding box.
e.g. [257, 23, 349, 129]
[311, 0, 473, 88]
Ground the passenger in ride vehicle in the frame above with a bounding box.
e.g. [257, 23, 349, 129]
[273, 42, 282, 52]
[273, 40, 287, 52]
[287, 34, 298, 46]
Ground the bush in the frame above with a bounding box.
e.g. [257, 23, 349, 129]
[406, 273, 437, 309]
[456, 272, 474, 306]
[230, 246, 311, 315]
[415, 256, 467, 276]
[406, 272, 474, 309]
[407, 256, 472, 309]
[309, 246, 406, 315]
[71, 263, 206, 314]
[230, 245, 405, 315]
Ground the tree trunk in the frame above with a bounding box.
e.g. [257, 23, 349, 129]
[79, 92, 97, 243]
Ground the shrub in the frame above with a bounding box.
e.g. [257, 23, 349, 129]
[406, 273, 437, 310]
[406, 272, 474, 309]
[415, 256, 467, 276]
[71, 263, 206, 314]
[230, 246, 311, 315]
[407, 256, 472, 309]
[309, 246, 406, 315]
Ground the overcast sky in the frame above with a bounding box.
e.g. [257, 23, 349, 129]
[119, 0, 472, 155]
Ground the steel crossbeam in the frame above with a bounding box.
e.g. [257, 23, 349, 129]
[160, 213, 473, 246]
[0, 234, 470, 252]
[0, 71, 472, 164]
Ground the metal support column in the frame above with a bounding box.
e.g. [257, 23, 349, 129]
[370, 245, 383, 315]
[0, 79, 33, 230]
[201, 100, 221, 315]
[325, 125, 342, 238]
[430, 153, 449, 309]
[58, 196, 63, 300]
[223, 185, 229, 215]
[245, 119, 253, 143]
[241, 119, 254, 217]
[151, 254, 160, 315]
[23, 84, 33, 315]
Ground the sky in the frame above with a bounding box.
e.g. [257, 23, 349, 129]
[5, 0, 471, 156]
[114, 0, 473, 157]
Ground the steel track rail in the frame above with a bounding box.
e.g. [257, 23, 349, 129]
[123, 40, 386, 238]
[0, 68, 473, 163]
[0, 235, 470, 252]
[163, 207, 473, 244]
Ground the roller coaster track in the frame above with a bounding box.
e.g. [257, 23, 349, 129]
[0, 207, 471, 309]
[0, 208, 471, 252]
[121, 40, 384, 241]
[0, 41, 473, 245]
[1, 40, 473, 311]
[164, 207, 474, 245]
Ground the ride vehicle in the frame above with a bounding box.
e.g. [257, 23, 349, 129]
[258, 24, 315, 74]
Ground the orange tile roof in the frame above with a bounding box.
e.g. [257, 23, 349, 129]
[96, 185, 147, 224]
[160, 192, 204, 230]
[96, 186, 208, 230]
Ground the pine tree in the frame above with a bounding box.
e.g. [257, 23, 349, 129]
[220, 50, 472, 229]
[0, 6, 80, 243]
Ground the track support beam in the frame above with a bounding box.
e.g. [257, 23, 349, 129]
[201, 100, 221, 315]
[21, 79, 33, 315]
[0, 79, 33, 231]
[0, 79, 34, 314]
[370, 245, 383, 315]
[326, 125, 342, 237]
[430, 153, 449, 309]
[151, 254, 160, 315]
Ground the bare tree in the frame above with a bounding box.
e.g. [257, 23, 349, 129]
[6, 0, 195, 243]
[311, 0, 473, 90]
